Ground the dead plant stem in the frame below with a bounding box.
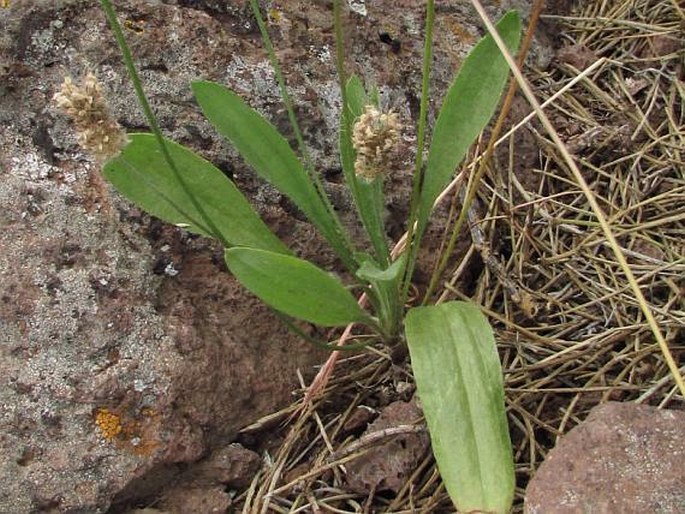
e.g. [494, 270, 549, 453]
[470, 0, 685, 398]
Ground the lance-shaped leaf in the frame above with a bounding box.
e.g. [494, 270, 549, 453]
[225, 247, 370, 327]
[405, 301, 514, 514]
[415, 11, 521, 243]
[103, 134, 289, 254]
[192, 81, 352, 265]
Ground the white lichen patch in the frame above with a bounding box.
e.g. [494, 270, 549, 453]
[348, 0, 367, 17]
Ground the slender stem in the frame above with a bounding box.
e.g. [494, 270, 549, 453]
[275, 312, 372, 352]
[99, 0, 227, 246]
[249, 0, 357, 271]
[400, 0, 435, 302]
[248, 0, 313, 175]
[333, 0, 358, 203]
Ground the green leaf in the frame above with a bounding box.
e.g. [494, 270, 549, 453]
[416, 11, 521, 242]
[356, 254, 405, 283]
[345, 75, 367, 114]
[225, 247, 369, 327]
[357, 254, 405, 337]
[405, 301, 514, 514]
[103, 134, 289, 254]
[192, 81, 350, 264]
[340, 75, 390, 266]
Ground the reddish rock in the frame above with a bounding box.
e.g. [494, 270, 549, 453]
[159, 486, 231, 513]
[187, 443, 261, 489]
[525, 402, 685, 514]
[345, 399, 429, 494]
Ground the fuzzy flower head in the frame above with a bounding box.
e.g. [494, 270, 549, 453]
[53, 73, 128, 162]
[351, 105, 400, 182]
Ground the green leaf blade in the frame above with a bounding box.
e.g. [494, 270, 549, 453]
[416, 11, 522, 240]
[405, 301, 514, 514]
[103, 133, 289, 254]
[225, 247, 369, 327]
[356, 255, 405, 284]
[192, 81, 349, 261]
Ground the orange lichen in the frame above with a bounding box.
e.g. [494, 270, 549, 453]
[140, 407, 157, 418]
[94, 408, 123, 441]
[268, 8, 282, 24]
[445, 18, 477, 45]
[94, 403, 162, 454]
[124, 408, 161, 456]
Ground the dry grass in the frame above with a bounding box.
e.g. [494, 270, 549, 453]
[237, 1, 684, 511]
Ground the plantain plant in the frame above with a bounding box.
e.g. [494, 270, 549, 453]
[56, 1, 521, 511]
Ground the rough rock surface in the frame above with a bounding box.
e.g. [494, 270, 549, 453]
[525, 402, 685, 514]
[346, 399, 429, 494]
[0, 0, 538, 511]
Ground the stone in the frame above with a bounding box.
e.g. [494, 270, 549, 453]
[345, 399, 429, 494]
[525, 402, 685, 514]
[184, 443, 261, 489]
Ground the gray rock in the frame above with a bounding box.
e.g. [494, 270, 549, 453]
[525, 402, 685, 514]
[0, 1, 328, 511]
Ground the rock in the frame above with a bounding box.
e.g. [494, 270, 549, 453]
[126, 510, 171, 514]
[557, 43, 599, 70]
[525, 402, 685, 514]
[183, 443, 261, 490]
[345, 399, 429, 494]
[1, 1, 330, 511]
[157, 486, 232, 514]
